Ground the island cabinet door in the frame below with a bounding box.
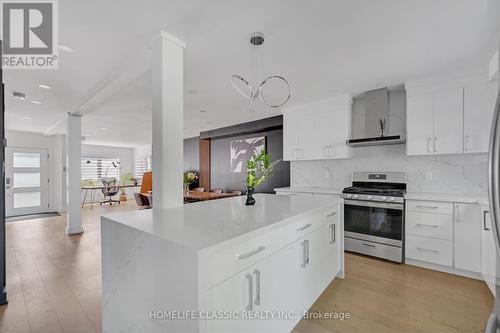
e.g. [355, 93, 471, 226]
[312, 215, 340, 295]
[205, 243, 300, 333]
[205, 268, 261, 333]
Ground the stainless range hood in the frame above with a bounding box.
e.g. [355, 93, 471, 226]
[347, 87, 406, 147]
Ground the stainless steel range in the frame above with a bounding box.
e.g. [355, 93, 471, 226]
[343, 172, 406, 263]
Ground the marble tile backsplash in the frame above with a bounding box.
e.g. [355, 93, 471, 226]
[290, 145, 488, 196]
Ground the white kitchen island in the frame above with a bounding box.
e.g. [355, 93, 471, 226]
[101, 194, 344, 333]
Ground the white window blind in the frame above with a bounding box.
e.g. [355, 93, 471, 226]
[82, 156, 120, 182]
[135, 155, 151, 180]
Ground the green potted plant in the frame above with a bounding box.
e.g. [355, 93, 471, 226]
[119, 173, 134, 201]
[245, 149, 280, 206]
[183, 172, 198, 195]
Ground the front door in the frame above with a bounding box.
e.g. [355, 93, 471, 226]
[5, 147, 49, 217]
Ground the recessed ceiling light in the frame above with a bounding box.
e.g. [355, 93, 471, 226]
[58, 44, 75, 53]
[100, 127, 108, 130]
[31, 100, 42, 104]
[199, 110, 207, 113]
[23, 116, 32, 120]
[187, 90, 197, 94]
[38, 84, 51, 89]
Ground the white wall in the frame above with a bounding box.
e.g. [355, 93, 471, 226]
[6, 130, 66, 211]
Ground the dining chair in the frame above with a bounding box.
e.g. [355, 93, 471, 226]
[100, 178, 120, 205]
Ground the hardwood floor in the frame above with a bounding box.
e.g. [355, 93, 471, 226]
[0, 201, 494, 333]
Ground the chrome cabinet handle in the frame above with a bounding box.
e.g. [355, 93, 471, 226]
[297, 224, 312, 232]
[301, 240, 308, 267]
[464, 135, 470, 151]
[484, 210, 491, 231]
[238, 246, 266, 260]
[417, 247, 439, 253]
[416, 205, 439, 209]
[416, 223, 439, 228]
[245, 274, 253, 311]
[253, 269, 260, 306]
[326, 211, 337, 218]
[455, 205, 460, 222]
[433, 137, 438, 152]
[305, 239, 310, 265]
[329, 224, 336, 244]
[362, 243, 376, 248]
[427, 137, 433, 153]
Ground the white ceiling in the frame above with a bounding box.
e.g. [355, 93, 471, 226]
[4, 0, 500, 147]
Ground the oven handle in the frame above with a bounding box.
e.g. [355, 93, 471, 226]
[344, 199, 404, 210]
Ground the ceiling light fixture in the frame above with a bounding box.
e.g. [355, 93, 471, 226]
[231, 32, 290, 108]
[199, 110, 207, 113]
[31, 100, 42, 104]
[100, 127, 108, 130]
[38, 84, 51, 89]
[23, 116, 32, 120]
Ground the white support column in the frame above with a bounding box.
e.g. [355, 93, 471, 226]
[152, 31, 185, 209]
[66, 113, 83, 235]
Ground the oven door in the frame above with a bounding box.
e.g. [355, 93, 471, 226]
[344, 199, 404, 246]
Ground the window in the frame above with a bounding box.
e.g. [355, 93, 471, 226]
[81, 156, 120, 182]
[135, 155, 151, 180]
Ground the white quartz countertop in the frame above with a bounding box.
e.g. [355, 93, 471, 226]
[102, 193, 341, 252]
[404, 192, 488, 204]
[274, 186, 343, 195]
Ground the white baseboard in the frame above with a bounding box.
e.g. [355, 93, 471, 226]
[405, 258, 483, 280]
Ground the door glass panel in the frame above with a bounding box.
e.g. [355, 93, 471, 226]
[13, 172, 40, 188]
[13, 192, 41, 208]
[13, 152, 41, 168]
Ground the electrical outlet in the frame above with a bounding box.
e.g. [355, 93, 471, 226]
[425, 171, 433, 181]
[325, 170, 332, 178]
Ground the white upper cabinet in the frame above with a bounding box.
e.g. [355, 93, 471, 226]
[463, 81, 498, 153]
[433, 88, 463, 154]
[283, 96, 352, 161]
[406, 72, 497, 156]
[407, 94, 434, 155]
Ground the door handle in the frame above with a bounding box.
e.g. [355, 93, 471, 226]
[416, 223, 439, 228]
[326, 211, 337, 218]
[362, 243, 376, 248]
[417, 247, 439, 253]
[238, 246, 266, 260]
[455, 205, 460, 222]
[297, 224, 312, 232]
[245, 274, 253, 311]
[416, 205, 439, 209]
[253, 269, 260, 306]
[329, 224, 336, 244]
[484, 210, 490, 231]
[301, 240, 309, 267]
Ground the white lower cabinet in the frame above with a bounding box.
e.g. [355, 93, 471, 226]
[454, 203, 481, 273]
[205, 207, 341, 333]
[481, 208, 496, 295]
[405, 200, 482, 274]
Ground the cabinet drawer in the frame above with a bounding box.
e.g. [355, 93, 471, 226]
[202, 207, 337, 289]
[406, 234, 452, 266]
[406, 211, 453, 240]
[406, 200, 453, 215]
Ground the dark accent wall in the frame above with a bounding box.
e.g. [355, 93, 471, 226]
[210, 128, 290, 193]
[183, 136, 199, 172]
